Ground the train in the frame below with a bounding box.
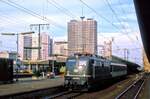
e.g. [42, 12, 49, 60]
[64, 53, 140, 90]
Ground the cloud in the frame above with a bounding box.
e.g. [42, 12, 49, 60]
[0, 0, 141, 61]
[0, 0, 139, 34]
[97, 32, 143, 65]
[98, 32, 142, 47]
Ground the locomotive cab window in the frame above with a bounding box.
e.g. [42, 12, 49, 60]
[78, 60, 87, 66]
[66, 59, 76, 70]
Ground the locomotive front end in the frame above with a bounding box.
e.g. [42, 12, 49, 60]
[64, 57, 90, 89]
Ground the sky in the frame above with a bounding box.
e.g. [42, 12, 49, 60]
[0, 0, 143, 65]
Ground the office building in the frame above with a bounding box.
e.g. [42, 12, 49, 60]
[53, 41, 68, 56]
[18, 34, 32, 60]
[68, 18, 97, 56]
[18, 33, 53, 60]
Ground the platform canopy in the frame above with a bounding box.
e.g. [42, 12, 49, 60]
[134, 0, 150, 62]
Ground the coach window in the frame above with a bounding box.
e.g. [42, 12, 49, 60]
[104, 62, 107, 67]
[97, 61, 100, 66]
[91, 59, 94, 64]
[99, 62, 102, 66]
[110, 65, 112, 72]
[102, 62, 104, 67]
[105, 62, 108, 67]
[96, 61, 100, 66]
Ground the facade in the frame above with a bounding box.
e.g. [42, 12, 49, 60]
[31, 34, 39, 60]
[97, 41, 112, 59]
[41, 33, 53, 60]
[18, 33, 53, 61]
[31, 33, 53, 60]
[24, 35, 32, 60]
[68, 18, 97, 56]
[103, 41, 112, 59]
[18, 34, 32, 60]
[53, 41, 68, 56]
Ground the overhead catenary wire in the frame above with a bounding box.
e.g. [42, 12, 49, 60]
[79, 0, 138, 52]
[47, 0, 77, 19]
[0, 5, 33, 29]
[0, 16, 17, 25]
[105, 0, 137, 45]
[117, 0, 132, 26]
[0, 19, 24, 33]
[105, 0, 143, 50]
[98, 33, 120, 48]
[113, 47, 141, 51]
[0, 0, 65, 30]
[51, 0, 77, 17]
[0, 11, 31, 26]
[79, 0, 124, 51]
[117, 0, 143, 47]
[0, 0, 142, 54]
[1, 0, 45, 21]
[79, 0, 123, 32]
[80, 0, 139, 48]
[0, 5, 44, 32]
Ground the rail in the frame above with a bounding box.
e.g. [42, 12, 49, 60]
[115, 76, 145, 99]
[45, 90, 83, 99]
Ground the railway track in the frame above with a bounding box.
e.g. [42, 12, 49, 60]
[44, 90, 83, 99]
[115, 76, 145, 99]
[43, 74, 143, 99]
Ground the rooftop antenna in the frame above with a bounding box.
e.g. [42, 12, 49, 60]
[80, 4, 85, 20]
[80, 4, 85, 53]
[80, 16, 85, 20]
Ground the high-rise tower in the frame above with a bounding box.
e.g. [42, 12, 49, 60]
[68, 18, 97, 56]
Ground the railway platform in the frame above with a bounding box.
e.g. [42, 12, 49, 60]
[0, 76, 64, 97]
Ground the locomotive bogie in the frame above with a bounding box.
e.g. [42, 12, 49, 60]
[64, 76, 90, 89]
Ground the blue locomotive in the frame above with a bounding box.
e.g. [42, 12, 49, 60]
[64, 53, 127, 90]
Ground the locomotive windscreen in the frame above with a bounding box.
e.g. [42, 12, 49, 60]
[66, 59, 76, 70]
[66, 58, 88, 75]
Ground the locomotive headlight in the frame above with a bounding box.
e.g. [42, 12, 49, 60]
[83, 73, 86, 77]
[78, 65, 83, 70]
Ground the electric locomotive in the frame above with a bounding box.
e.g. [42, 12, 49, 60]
[64, 53, 127, 90]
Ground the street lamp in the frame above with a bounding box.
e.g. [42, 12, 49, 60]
[1, 31, 34, 77]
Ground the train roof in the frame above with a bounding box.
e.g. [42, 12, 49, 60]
[67, 53, 109, 62]
[111, 55, 141, 67]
